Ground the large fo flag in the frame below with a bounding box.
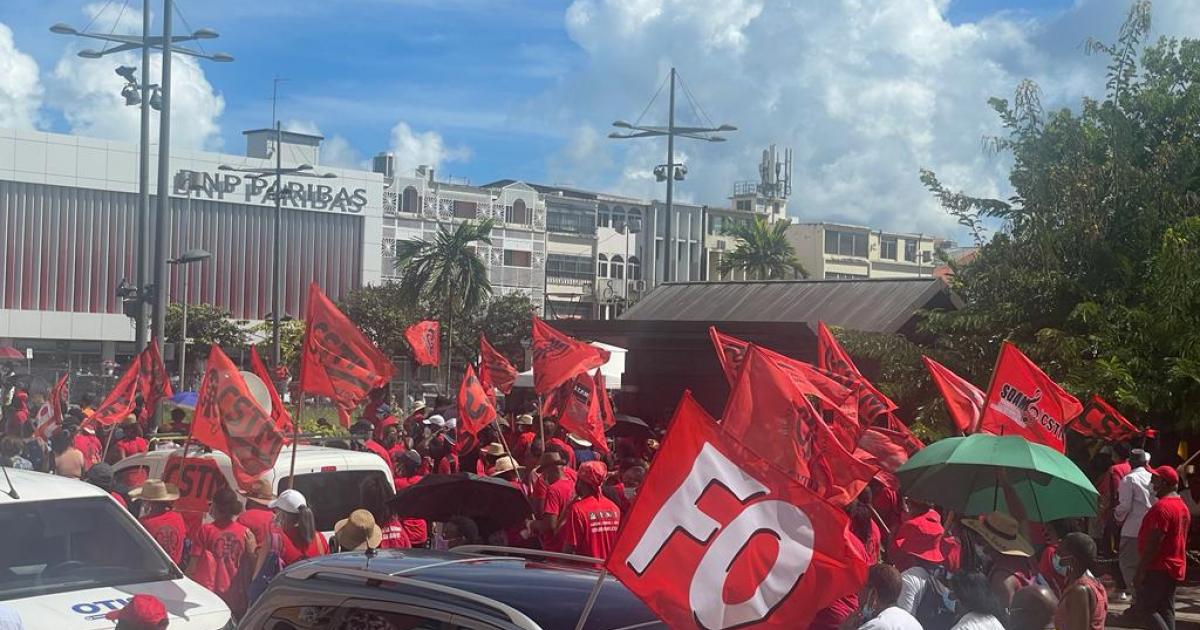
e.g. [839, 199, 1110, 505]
[923, 356, 986, 434]
[299, 283, 395, 426]
[531, 316, 609, 395]
[607, 391, 868, 629]
[193, 346, 287, 489]
[479, 334, 518, 395]
[404, 320, 441, 367]
[1072, 395, 1142, 443]
[980, 342, 1083, 452]
[457, 364, 497, 439]
[90, 339, 173, 427]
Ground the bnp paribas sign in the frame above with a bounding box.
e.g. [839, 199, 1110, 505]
[174, 169, 368, 213]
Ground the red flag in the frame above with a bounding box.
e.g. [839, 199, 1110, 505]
[722, 345, 877, 507]
[857, 427, 912, 472]
[1072, 395, 1142, 442]
[817, 321, 898, 413]
[923, 356, 986, 434]
[557, 371, 609, 454]
[249, 346, 292, 433]
[404, 320, 441, 367]
[593, 369, 616, 429]
[479, 334, 518, 395]
[35, 373, 69, 439]
[135, 339, 173, 425]
[607, 391, 868, 629]
[299, 283, 395, 427]
[531, 316, 609, 395]
[457, 364, 497, 439]
[979, 342, 1083, 452]
[192, 345, 287, 489]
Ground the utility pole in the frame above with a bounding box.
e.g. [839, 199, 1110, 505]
[135, 3, 151, 350]
[664, 67, 676, 283]
[151, 0, 172, 348]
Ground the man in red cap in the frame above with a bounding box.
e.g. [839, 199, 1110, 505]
[561, 460, 621, 561]
[105, 594, 168, 629]
[1136, 465, 1190, 630]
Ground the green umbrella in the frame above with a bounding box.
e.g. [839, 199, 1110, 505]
[895, 433, 1098, 522]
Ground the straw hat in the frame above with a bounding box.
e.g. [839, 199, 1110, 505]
[239, 476, 276, 505]
[480, 442, 507, 457]
[962, 512, 1034, 558]
[128, 479, 180, 502]
[516, 414, 534, 427]
[567, 433, 592, 447]
[334, 509, 383, 551]
[489, 456, 524, 477]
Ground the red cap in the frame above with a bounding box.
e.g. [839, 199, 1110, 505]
[892, 510, 945, 564]
[105, 594, 167, 626]
[578, 460, 608, 488]
[1153, 465, 1180, 486]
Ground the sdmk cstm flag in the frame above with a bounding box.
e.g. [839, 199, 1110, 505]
[299, 283, 395, 427]
[607, 391, 869, 630]
[404, 320, 441, 367]
[923, 356, 986, 434]
[249, 346, 293, 433]
[557, 370, 609, 454]
[531, 316, 609, 395]
[457, 364, 497, 439]
[1072, 395, 1142, 442]
[479, 334, 518, 395]
[979, 342, 1083, 452]
[192, 346, 287, 489]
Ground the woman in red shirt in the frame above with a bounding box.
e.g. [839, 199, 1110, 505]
[116, 419, 149, 460]
[130, 479, 188, 566]
[189, 488, 256, 618]
[256, 489, 328, 569]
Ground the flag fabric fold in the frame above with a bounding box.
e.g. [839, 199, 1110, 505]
[531, 316, 609, 395]
[35, 373, 69, 439]
[817, 321, 898, 417]
[479, 334, 518, 395]
[457, 364, 498, 439]
[404, 320, 441, 367]
[557, 371, 610, 454]
[90, 339, 173, 427]
[249, 346, 293, 433]
[1072, 395, 1142, 442]
[979, 341, 1083, 452]
[593, 368, 616, 430]
[923, 356, 986, 434]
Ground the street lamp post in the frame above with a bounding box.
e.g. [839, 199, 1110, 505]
[609, 67, 735, 284]
[168, 248, 211, 389]
[51, 5, 232, 351]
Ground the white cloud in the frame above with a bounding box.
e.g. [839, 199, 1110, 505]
[0, 23, 43, 130]
[387, 121, 470, 178]
[283, 119, 322, 136]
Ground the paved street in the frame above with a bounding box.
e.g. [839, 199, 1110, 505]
[1106, 582, 1200, 629]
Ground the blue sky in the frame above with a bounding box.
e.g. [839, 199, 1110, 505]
[0, 0, 1193, 240]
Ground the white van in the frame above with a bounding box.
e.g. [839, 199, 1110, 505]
[0, 469, 231, 629]
[111, 444, 395, 537]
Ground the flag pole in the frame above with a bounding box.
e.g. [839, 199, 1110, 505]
[287, 394, 305, 490]
[100, 422, 118, 462]
[573, 566, 607, 630]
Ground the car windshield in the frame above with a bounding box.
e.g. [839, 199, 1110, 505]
[280, 470, 390, 532]
[0, 497, 180, 601]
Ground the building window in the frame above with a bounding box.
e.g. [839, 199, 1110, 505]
[503, 250, 531, 267]
[628, 208, 642, 232]
[904, 240, 917, 262]
[547, 206, 596, 235]
[506, 199, 529, 224]
[880, 237, 897, 260]
[597, 205, 611, 228]
[611, 255, 624, 280]
[546, 254, 594, 283]
[628, 255, 641, 281]
[401, 186, 419, 213]
[453, 200, 477, 219]
[709, 215, 724, 235]
[612, 206, 627, 233]
[922, 250, 933, 263]
[597, 254, 608, 278]
[824, 230, 868, 258]
[827, 272, 868, 280]
[736, 200, 752, 212]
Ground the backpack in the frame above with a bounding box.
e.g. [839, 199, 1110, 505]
[913, 568, 957, 630]
[248, 530, 285, 605]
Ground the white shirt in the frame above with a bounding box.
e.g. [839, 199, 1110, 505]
[1115, 466, 1156, 538]
[860, 606, 923, 630]
[896, 566, 932, 616]
[951, 612, 1006, 630]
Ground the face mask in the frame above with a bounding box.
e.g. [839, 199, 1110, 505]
[940, 589, 957, 614]
[1052, 553, 1069, 576]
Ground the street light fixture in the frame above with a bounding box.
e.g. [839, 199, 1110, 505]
[168, 248, 211, 390]
[610, 67, 735, 284]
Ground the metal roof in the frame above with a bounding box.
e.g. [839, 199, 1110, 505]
[619, 277, 959, 333]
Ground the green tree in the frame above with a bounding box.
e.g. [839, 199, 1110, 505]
[165, 303, 247, 354]
[337, 281, 420, 360]
[253, 319, 306, 374]
[717, 217, 807, 280]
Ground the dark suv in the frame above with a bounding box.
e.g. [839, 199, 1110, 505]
[239, 546, 665, 630]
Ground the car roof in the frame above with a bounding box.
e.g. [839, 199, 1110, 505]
[0, 468, 108, 503]
[118, 444, 389, 474]
[281, 548, 663, 630]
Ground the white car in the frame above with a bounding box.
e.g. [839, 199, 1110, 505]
[111, 444, 395, 537]
[0, 468, 232, 629]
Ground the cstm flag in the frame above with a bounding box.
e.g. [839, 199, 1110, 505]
[607, 391, 869, 629]
[249, 346, 293, 433]
[457, 364, 497, 439]
[1072, 395, 1143, 443]
[557, 370, 609, 454]
[90, 339, 173, 427]
[479, 334, 518, 395]
[979, 342, 1083, 452]
[192, 345, 287, 489]
[299, 283, 395, 427]
[923, 356, 986, 434]
[404, 320, 441, 367]
[531, 316, 609, 395]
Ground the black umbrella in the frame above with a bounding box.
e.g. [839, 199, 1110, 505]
[608, 414, 654, 440]
[390, 473, 532, 531]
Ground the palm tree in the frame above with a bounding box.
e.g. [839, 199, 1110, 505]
[394, 218, 494, 384]
[718, 216, 808, 280]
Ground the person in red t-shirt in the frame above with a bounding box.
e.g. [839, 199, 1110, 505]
[561, 461, 620, 560]
[512, 415, 537, 463]
[189, 488, 256, 617]
[364, 417, 399, 466]
[116, 419, 149, 460]
[1137, 465, 1191, 630]
[542, 419, 576, 469]
[358, 473, 410, 549]
[73, 424, 103, 471]
[255, 489, 329, 570]
[131, 479, 188, 566]
[237, 477, 277, 548]
[531, 451, 575, 552]
[392, 450, 428, 546]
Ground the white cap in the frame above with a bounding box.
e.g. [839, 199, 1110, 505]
[269, 488, 307, 514]
[445, 417, 458, 430]
[424, 414, 445, 427]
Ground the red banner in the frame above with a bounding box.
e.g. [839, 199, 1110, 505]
[1072, 395, 1142, 442]
[91, 349, 148, 426]
[249, 346, 293, 434]
[607, 391, 868, 629]
[531, 316, 609, 395]
[193, 346, 287, 489]
[923, 356, 986, 434]
[479, 334, 518, 395]
[979, 342, 1083, 452]
[136, 340, 173, 426]
[722, 345, 876, 507]
[404, 320, 441, 367]
[457, 364, 497, 439]
[593, 369, 616, 430]
[557, 371, 609, 454]
[35, 373, 69, 439]
[817, 321, 897, 415]
[299, 283, 395, 426]
[162, 454, 229, 536]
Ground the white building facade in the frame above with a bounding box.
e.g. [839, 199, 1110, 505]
[785, 222, 942, 279]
